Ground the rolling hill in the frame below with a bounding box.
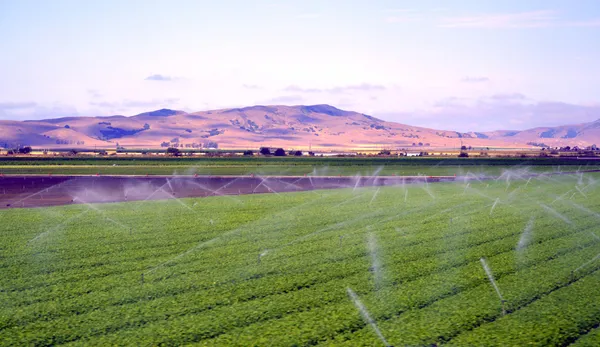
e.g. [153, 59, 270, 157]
[0, 104, 598, 150]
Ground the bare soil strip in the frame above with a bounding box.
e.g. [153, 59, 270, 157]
[0, 175, 455, 209]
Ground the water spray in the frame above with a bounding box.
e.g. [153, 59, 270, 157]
[490, 198, 500, 216]
[369, 187, 381, 206]
[516, 217, 535, 251]
[575, 185, 587, 198]
[573, 252, 600, 273]
[367, 233, 382, 291]
[539, 203, 573, 225]
[346, 287, 391, 347]
[480, 258, 506, 316]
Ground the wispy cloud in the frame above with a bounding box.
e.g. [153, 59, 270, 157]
[331, 83, 386, 93]
[1, 104, 81, 121]
[461, 76, 490, 83]
[385, 15, 421, 23]
[441, 10, 557, 28]
[390, 93, 600, 131]
[87, 89, 102, 98]
[122, 98, 179, 107]
[385, 8, 416, 13]
[242, 84, 263, 90]
[90, 98, 179, 109]
[568, 18, 600, 27]
[0, 101, 37, 109]
[284, 85, 322, 93]
[489, 93, 527, 101]
[283, 83, 386, 94]
[267, 95, 305, 104]
[145, 74, 175, 82]
[89, 101, 117, 108]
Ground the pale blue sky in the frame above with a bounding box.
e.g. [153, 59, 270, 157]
[1, 0, 599, 131]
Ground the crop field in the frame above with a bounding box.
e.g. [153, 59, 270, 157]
[1, 157, 599, 176]
[1, 169, 600, 345]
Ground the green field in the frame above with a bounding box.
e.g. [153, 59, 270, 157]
[2, 171, 600, 345]
[1, 157, 599, 176]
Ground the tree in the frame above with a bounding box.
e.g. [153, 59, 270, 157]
[243, 150, 254, 156]
[458, 152, 469, 157]
[64, 125, 70, 129]
[294, 150, 303, 156]
[167, 147, 180, 156]
[143, 123, 150, 130]
[274, 148, 286, 156]
[18, 146, 32, 154]
[259, 147, 271, 155]
[460, 145, 467, 151]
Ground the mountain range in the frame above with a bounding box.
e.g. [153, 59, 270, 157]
[0, 104, 598, 150]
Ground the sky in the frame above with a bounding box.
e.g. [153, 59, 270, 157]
[1, 0, 599, 131]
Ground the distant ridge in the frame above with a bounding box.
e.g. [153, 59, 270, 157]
[1, 104, 598, 149]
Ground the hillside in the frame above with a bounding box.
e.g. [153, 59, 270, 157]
[0, 105, 598, 150]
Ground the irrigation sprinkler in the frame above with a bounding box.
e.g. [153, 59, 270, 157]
[490, 198, 499, 215]
[346, 287, 391, 347]
[141, 273, 144, 285]
[480, 258, 506, 316]
[570, 270, 575, 282]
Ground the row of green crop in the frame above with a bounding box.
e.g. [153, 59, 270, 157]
[5, 196, 595, 336]
[2, 179, 592, 288]
[4, 213, 599, 346]
[203, 241, 600, 347]
[2, 179, 583, 303]
[571, 325, 600, 346]
[2, 179, 596, 346]
[1, 164, 589, 177]
[0, 178, 592, 300]
[446, 270, 600, 346]
[0, 157, 598, 166]
[1, 174, 599, 345]
[64, 226, 600, 346]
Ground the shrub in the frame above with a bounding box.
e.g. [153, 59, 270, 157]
[166, 147, 180, 156]
[259, 147, 271, 155]
[18, 146, 32, 154]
